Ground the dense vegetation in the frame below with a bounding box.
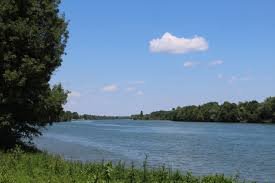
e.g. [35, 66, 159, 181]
[0, 0, 69, 149]
[131, 97, 275, 123]
[60, 111, 129, 121]
[0, 147, 241, 183]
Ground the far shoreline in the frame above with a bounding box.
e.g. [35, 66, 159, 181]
[59, 119, 275, 125]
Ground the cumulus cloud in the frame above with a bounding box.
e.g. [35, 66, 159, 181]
[210, 60, 224, 66]
[102, 84, 118, 92]
[149, 32, 208, 54]
[183, 61, 199, 68]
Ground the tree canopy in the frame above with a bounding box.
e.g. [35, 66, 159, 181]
[131, 97, 275, 123]
[59, 111, 129, 121]
[0, 0, 69, 149]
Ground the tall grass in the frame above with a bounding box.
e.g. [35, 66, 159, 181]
[0, 147, 245, 183]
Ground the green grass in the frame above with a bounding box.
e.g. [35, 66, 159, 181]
[0, 147, 244, 183]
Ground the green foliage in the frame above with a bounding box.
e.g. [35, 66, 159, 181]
[140, 111, 144, 119]
[218, 102, 239, 122]
[131, 97, 275, 123]
[238, 101, 260, 122]
[0, 149, 242, 183]
[0, 0, 69, 149]
[200, 102, 219, 122]
[59, 111, 129, 122]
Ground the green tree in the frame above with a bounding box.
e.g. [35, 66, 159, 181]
[259, 97, 275, 122]
[131, 97, 275, 123]
[60, 111, 73, 121]
[0, 0, 69, 148]
[218, 102, 239, 122]
[238, 101, 260, 122]
[72, 112, 79, 119]
[200, 102, 220, 122]
[140, 110, 144, 119]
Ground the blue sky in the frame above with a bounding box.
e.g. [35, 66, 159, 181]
[51, 0, 275, 115]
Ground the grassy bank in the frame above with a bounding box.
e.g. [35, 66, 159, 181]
[0, 148, 242, 183]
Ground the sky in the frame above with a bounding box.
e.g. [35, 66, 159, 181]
[51, 0, 275, 116]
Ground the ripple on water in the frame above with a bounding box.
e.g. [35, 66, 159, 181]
[35, 120, 275, 182]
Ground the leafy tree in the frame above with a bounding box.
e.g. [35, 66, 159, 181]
[200, 102, 220, 122]
[140, 110, 144, 119]
[0, 0, 69, 148]
[238, 101, 260, 122]
[60, 111, 73, 121]
[196, 107, 204, 121]
[183, 106, 200, 121]
[72, 112, 79, 119]
[259, 97, 275, 122]
[131, 97, 275, 123]
[218, 102, 239, 122]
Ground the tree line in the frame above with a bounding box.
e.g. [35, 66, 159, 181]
[131, 97, 275, 123]
[60, 111, 129, 121]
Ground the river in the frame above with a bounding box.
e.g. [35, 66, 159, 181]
[34, 120, 275, 182]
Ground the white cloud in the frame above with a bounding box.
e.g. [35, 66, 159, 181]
[149, 32, 208, 54]
[210, 60, 224, 66]
[102, 84, 118, 92]
[68, 91, 81, 98]
[183, 61, 199, 68]
[136, 91, 144, 96]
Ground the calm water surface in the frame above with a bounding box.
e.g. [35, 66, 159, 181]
[34, 120, 275, 182]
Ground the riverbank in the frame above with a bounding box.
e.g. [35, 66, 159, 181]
[131, 97, 275, 124]
[0, 148, 240, 183]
